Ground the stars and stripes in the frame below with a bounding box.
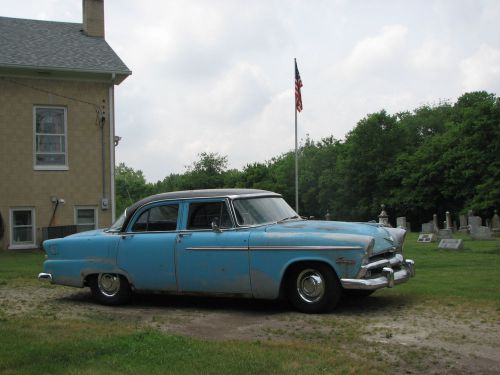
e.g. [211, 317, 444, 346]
[295, 59, 303, 112]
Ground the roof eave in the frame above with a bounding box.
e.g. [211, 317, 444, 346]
[0, 64, 131, 84]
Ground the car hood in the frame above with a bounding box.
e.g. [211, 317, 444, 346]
[65, 229, 108, 238]
[265, 220, 403, 255]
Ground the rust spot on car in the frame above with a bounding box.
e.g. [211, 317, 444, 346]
[336, 257, 355, 265]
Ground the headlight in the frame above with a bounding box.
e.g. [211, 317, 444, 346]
[385, 227, 406, 253]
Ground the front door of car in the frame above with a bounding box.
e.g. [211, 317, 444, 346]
[116, 201, 180, 291]
[175, 199, 252, 295]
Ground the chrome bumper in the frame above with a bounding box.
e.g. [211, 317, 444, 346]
[38, 273, 53, 282]
[341, 256, 415, 290]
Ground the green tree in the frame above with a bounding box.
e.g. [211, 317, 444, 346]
[115, 163, 153, 214]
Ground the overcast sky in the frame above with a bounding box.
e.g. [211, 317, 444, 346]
[2, 0, 499, 181]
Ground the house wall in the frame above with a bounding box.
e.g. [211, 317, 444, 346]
[0, 77, 114, 249]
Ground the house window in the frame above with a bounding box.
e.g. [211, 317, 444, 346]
[10, 208, 36, 248]
[34, 106, 68, 170]
[75, 207, 97, 232]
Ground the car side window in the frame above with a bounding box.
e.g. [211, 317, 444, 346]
[131, 204, 179, 232]
[187, 201, 232, 230]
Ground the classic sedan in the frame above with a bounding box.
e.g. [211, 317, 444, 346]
[38, 189, 415, 313]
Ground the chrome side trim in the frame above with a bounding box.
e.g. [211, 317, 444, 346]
[186, 246, 248, 251]
[185, 245, 364, 251]
[38, 273, 53, 282]
[250, 245, 364, 251]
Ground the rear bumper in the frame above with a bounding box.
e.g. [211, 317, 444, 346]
[341, 255, 415, 290]
[38, 273, 53, 282]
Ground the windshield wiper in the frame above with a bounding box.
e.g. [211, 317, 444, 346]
[276, 215, 300, 223]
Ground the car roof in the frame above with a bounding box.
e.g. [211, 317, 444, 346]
[121, 189, 280, 231]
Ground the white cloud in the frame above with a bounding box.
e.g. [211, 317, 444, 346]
[409, 40, 452, 71]
[338, 24, 408, 76]
[460, 44, 500, 91]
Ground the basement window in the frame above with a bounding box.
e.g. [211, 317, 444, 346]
[75, 207, 97, 232]
[34, 106, 68, 170]
[10, 208, 36, 249]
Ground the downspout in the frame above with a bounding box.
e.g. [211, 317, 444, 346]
[100, 109, 106, 200]
[109, 72, 116, 221]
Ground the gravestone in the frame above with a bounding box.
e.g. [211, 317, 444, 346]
[396, 217, 407, 229]
[491, 210, 500, 237]
[438, 239, 464, 250]
[325, 210, 331, 221]
[437, 229, 453, 240]
[470, 226, 492, 240]
[417, 233, 435, 242]
[378, 204, 389, 226]
[432, 214, 439, 233]
[445, 211, 452, 230]
[421, 223, 433, 233]
[468, 216, 482, 233]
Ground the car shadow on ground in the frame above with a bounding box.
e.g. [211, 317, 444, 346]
[57, 288, 416, 316]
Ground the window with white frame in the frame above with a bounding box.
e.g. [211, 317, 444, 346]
[75, 207, 97, 232]
[10, 208, 36, 248]
[34, 106, 68, 169]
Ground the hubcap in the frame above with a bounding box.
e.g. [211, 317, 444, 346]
[296, 269, 325, 303]
[98, 273, 120, 297]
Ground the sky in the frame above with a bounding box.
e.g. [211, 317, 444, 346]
[2, 0, 499, 182]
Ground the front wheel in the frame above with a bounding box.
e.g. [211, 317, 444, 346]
[89, 273, 131, 305]
[286, 263, 341, 313]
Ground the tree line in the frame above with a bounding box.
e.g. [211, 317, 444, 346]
[115, 91, 499, 228]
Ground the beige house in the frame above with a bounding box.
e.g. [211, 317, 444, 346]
[0, 0, 131, 249]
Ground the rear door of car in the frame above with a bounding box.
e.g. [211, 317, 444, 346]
[175, 198, 252, 295]
[116, 200, 180, 291]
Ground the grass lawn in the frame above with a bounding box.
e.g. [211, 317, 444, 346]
[0, 233, 499, 374]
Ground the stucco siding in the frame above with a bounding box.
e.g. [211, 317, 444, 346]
[0, 77, 114, 249]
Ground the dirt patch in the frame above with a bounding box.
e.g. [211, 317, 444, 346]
[1, 286, 499, 374]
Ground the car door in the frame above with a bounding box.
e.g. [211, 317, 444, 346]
[116, 201, 180, 291]
[175, 199, 252, 295]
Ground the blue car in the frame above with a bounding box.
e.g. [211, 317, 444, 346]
[39, 189, 415, 313]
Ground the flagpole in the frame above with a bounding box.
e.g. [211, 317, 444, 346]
[294, 58, 299, 214]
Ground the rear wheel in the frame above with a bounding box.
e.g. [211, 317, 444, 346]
[286, 263, 341, 313]
[89, 273, 131, 305]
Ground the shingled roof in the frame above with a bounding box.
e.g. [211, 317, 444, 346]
[0, 16, 131, 84]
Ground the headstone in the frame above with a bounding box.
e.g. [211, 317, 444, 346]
[438, 239, 464, 250]
[421, 223, 433, 233]
[378, 204, 389, 226]
[417, 233, 435, 242]
[468, 216, 482, 233]
[470, 226, 492, 240]
[437, 229, 453, 240]
[445, 211, 452, 230]
[492, 210, 500, 237]
[458, 214, 468, 232]
[396, 217, 407, 229]
[325, 210, 331, 221]
[432, 214, 439, 233]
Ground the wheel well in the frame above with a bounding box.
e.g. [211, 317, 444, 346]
[278, 260, 339, 299]
[83, 272, 132, 288]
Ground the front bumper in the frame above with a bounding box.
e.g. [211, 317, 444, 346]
[341, 254, 415, 290]
[38, 273, 53, 282]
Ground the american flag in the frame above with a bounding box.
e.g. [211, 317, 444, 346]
[295, 60, 303, 112]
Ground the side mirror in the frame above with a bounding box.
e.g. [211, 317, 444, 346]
[211, 218, 221, 232]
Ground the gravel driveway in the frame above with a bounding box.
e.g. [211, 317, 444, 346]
[1, 285, 499, 375]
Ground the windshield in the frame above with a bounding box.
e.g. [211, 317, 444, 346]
[232, 197, 298, 226]
[107, 209, 127, 232]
